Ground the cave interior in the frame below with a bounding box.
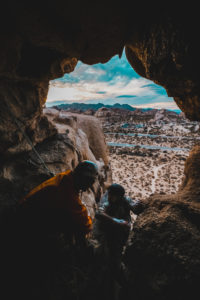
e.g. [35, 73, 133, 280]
[1, 2, 200, 300]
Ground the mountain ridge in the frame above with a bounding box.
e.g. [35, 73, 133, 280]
[51, 102, 180, 114]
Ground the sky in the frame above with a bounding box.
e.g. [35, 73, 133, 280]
[47, 50, 180, 112]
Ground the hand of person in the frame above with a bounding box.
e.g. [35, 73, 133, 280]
[95, 211, 112, 224]
[112, 218, 131, 229]
[95, 211, 105, 220]
[86, 232, 92, 239]
[132, 199, 146, 215]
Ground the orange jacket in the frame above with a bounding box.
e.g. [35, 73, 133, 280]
[20, 170, 92, 234]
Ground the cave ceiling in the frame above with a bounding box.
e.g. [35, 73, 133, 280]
[0, 1, 200, 135]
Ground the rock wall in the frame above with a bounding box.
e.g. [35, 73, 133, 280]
[0, 108, 111, 213]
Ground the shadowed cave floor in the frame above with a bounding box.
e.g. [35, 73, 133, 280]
[1, 218, 129, 300]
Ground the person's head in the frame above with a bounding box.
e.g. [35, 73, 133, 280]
[107, 183, 125, 204]
[73, 160, 98, 192]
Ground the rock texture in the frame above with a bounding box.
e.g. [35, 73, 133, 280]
[0, 108, 110, 211]
[123, 146, 200, 300]
[150, 108, 180, 123]
[44, 108, 109, 165]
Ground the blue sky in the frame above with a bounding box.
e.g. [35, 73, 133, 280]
[47, 51, 180, 111]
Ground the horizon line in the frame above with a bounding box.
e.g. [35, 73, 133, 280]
[46, 101, 181, 112]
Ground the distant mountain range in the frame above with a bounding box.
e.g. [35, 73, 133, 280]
[54, 102, 135, 111]
[53, 102, 178, 113]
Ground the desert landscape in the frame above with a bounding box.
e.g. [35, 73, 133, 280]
[56, 103, 200, 201]
[109, 148, 187, 200]
[101, 108, 200, 200]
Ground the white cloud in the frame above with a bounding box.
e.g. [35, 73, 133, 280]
[47, 82, 104, 102]
[47, 77, 160, 102]
[85, 67, 105, 75]
[46, 52, 178, 110]
[133, 101, 179, 110]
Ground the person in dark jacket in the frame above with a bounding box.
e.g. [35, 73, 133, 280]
[93, 183, 145, 283]
[95, 183, 144, 245]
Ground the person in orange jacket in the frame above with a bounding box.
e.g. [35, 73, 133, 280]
[19, 160, 98, 243]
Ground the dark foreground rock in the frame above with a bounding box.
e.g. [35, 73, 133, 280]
[123, 146, 200, 300]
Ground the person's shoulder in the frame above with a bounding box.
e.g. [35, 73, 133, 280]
[60, 170, 72, 181]
[123, 196, 141, 210]
[127, 198, 146, 215]
[124, 196, 133, 205]
[60, 170, 74, 187]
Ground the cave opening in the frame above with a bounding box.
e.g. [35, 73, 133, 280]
[46, 51, 200, 202]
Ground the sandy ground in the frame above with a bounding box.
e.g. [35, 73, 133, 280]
[100, 119, 199, 200]
[108, 147, 188, 201]
[106, 131, 189, 199]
